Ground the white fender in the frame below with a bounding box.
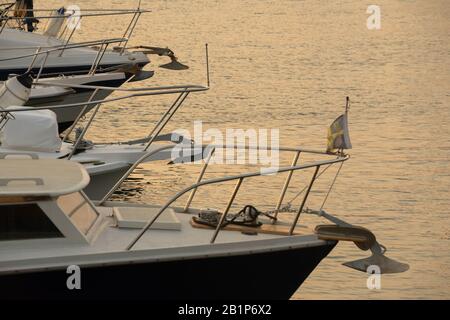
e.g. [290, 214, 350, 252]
[0, 73, 33, 108]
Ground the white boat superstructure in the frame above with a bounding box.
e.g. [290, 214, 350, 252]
[0, 68, 210, 200]
[0, 5, 149, 79]
[0, 6, 189, 81]
[0, 28, 150, 81]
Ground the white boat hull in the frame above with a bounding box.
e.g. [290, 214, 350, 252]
[0, 239, 336, 300]
[84, 163, 131, 200]
[0, 28, 150, 81]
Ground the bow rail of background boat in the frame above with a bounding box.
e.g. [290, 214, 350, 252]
[0, 37, 130, 82]
[1, 77, 209, 157]
[0, 37, 127, 56]
[119, 146, 349, 249]
[1, 84, 208, 115]
[1, 82, 208, 134]
[0, 6, 149, 53]
[4, 43, 211, 158]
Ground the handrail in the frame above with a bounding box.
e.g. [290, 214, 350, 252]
[95, 90, 192, 203]
[0, 37, 127, 51]
[183, 147, 216, 212]
[3, 85, 209, 113]
[125, 152, 349, 250]
[62, 88, 100, 143]
[0, 9, 151, 22]
[5, 44, 211, 167]
[274, 150, 301, 218]
[0, 7, 149, 54]
[32, 82, 207, 92]
[0, 37, 129, 82]
[2, 83, 208, 158]
[97, 141, 339, 206]
[2, 8, 149, 12]
[0, 38, 127, 60]
[119, 10, 141, 54]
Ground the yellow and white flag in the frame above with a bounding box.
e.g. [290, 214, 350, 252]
[327, 113, 352, 153]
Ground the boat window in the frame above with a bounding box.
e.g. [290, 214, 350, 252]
[0, 204, 63, 241]
[57, 192, 98, 235]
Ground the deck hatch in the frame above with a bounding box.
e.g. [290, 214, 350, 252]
[114, 207, 181, 230]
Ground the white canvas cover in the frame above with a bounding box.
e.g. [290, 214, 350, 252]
[1, 107, 62, 152]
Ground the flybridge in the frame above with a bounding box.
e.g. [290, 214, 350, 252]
[0, 159, 89, 197]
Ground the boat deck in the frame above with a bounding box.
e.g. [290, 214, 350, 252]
[0, 204, 324, 274]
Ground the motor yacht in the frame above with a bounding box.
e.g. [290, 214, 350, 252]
[0, 146, 408, 300]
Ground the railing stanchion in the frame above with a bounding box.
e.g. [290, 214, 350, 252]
[89, 41, 109, 75]
[210, 178, 244, 244]
[26, 46, 41, 72]
[97, 87, 202, 205]
[0, 17, 9, 34]
[289, 165, 320, 235]
[34, 51, 50, 85]
[143, 91, 190, 152]
[144, 92, 184, 141]
[118, 11, 137, 51]
[67, 100, 102, 160]
[59, 16, 83, 57]
[120, 12, 141, 54]
[62, 88, 100, 142]
[125, 152, 348, 250]
[89, 42, 104, 75]
[274, 151, 301, 219]
[183, 147, 215, 212]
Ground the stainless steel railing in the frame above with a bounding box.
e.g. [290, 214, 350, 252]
[0, 37, 129, 82]
[0, 7, 149, 53]
[124, 148, 349, 249]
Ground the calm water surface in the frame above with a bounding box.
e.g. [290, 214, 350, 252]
[41, 0, 449, 299]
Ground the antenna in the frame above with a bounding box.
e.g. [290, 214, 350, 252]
[205, 43, 210, 88]
[345, 96, 350, 114]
